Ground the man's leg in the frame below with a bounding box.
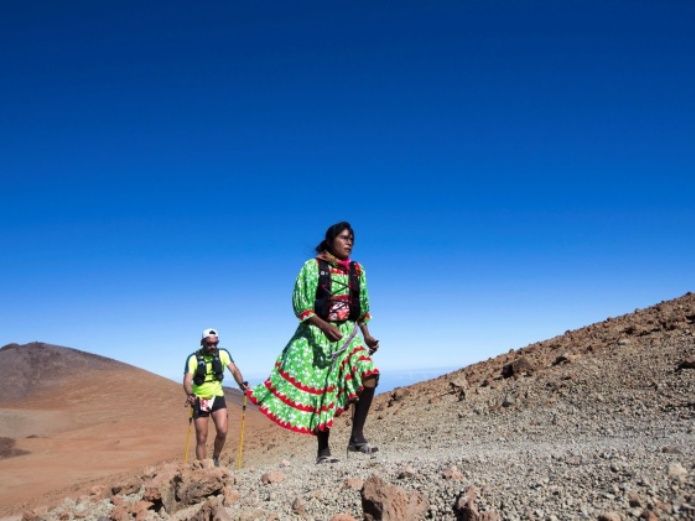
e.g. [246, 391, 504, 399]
[211, 407, 228, 463]
[194, 416, 209, 460]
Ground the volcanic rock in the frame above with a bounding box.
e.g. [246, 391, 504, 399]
[361, 474, 428, 520]
[501, 356, 534, 378]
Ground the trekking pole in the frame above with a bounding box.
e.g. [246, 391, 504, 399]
[183, 407, 193, 464]
[235, 393, 248, 469]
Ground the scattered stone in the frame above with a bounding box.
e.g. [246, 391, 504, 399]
[110, 496, 127, 507]
[21, 511, 40, 521]
[552, 353, 576, 366]
[291, 497, 307, 516]
[89, 484, 109, 498]
[260, 470, 285, 485]
[617, 338, 631, 346]
[388, 388, 411, 406]
[501, 357, 534, 378]
[598, 513, 623, 521]
[676, 356, 695, 370]
[449, 376, 469, 400]
[111, 476, 142, 496]
[661, 446, 682, 454]
[640, 511, 659, 521]
[191, 495, 232, 521]
[109, 505, 130, 521]
[344, 477, 365, 490]
[362, 474, 428, 521]
[238, 509, 277, 521]
[329, 515, 358, 521]
[441, 465, 465, 481]
[223, 486, 241, 506]
[454, 485, 501, 521]
[130, 500, 154, 521]
[397, 465, 417, 479]
[627, 491, 643, 507]
[501, 394, 515, 407]
[667, 462, 687, 481]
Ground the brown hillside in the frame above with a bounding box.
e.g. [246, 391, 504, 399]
[0, 342, 286, 516]
[0, 342, 131, 401]
[5, 294, 694, 520]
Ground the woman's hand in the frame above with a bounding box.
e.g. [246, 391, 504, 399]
[364, 335, 379, 352]
[322, 323, 344, 341]
[308, 315, 344, 341]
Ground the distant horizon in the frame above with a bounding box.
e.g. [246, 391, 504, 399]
[6, 289, 691, 393]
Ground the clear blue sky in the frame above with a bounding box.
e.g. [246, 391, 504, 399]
[1, 1, 693, 385]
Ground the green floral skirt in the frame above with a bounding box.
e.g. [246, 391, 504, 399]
[247, 320, 379, 434]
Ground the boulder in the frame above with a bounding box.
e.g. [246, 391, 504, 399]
[454, 486, 501, 521]
[191, 496, 232, 521]
[175, 467, 231, 507]
[501, 357, 534, 378]
[142, 462, 182, 513]
[361, 473, 428, 521]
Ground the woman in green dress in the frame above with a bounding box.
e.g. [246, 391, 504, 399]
[247, 221, 380, 463]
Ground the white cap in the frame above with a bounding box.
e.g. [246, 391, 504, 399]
[202, 328, 219, 340]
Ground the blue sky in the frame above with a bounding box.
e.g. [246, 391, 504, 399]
[1, 1, 693, 386]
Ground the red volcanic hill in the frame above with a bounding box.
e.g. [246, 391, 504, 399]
[0, 342, 277, 516]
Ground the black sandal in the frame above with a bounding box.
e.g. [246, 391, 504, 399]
[347, 441, 379, 454]
[316, 447, 340, 464]
[316, 454, 340, 464]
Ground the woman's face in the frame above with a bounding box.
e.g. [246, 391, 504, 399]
[331, 229, 354, 259]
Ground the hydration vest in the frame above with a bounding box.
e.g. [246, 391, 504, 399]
[315, 259, 361, 322]
[192, 349, 224, 386]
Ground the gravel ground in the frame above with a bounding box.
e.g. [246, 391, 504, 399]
[13, 294, 695, 521]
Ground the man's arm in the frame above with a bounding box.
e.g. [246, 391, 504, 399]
[183, 373, 196, 405]
[227, 362, 249, 392]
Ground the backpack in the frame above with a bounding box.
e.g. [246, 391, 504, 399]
[314, 259, 361, 322]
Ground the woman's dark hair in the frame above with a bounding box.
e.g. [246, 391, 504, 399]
[315, 221, 355, 254]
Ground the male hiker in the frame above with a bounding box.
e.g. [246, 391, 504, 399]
[183, 328, 248, 466]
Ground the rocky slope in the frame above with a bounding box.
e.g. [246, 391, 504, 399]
[0, 343, 276, 517]
[9, 293, 695, 521]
